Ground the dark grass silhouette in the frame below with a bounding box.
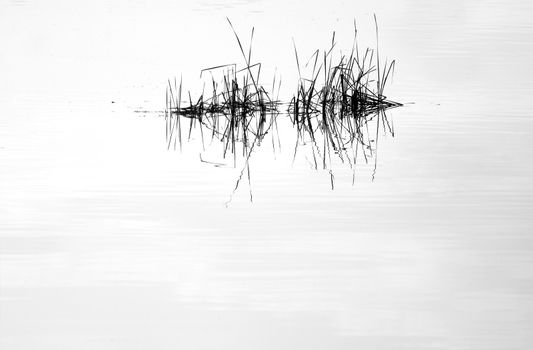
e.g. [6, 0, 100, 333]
[165, 18, 401, 204]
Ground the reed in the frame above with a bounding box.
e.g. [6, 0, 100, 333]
[164, 18, 401, 202]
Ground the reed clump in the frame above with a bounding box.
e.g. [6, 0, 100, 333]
[164, 18, 401, 201]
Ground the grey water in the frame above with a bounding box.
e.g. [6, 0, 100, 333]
[1, 1, 533, 349]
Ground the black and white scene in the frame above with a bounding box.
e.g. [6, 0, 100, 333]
[1, 0, 532, 349]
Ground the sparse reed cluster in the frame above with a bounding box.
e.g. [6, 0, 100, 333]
[164, 18, 401, 202]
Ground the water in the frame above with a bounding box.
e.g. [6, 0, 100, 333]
[1, 1, 533, 349]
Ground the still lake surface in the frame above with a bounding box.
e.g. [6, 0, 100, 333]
[1, 0, 533, 349]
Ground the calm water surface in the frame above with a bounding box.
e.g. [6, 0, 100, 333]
[1, 1, 533, 349]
